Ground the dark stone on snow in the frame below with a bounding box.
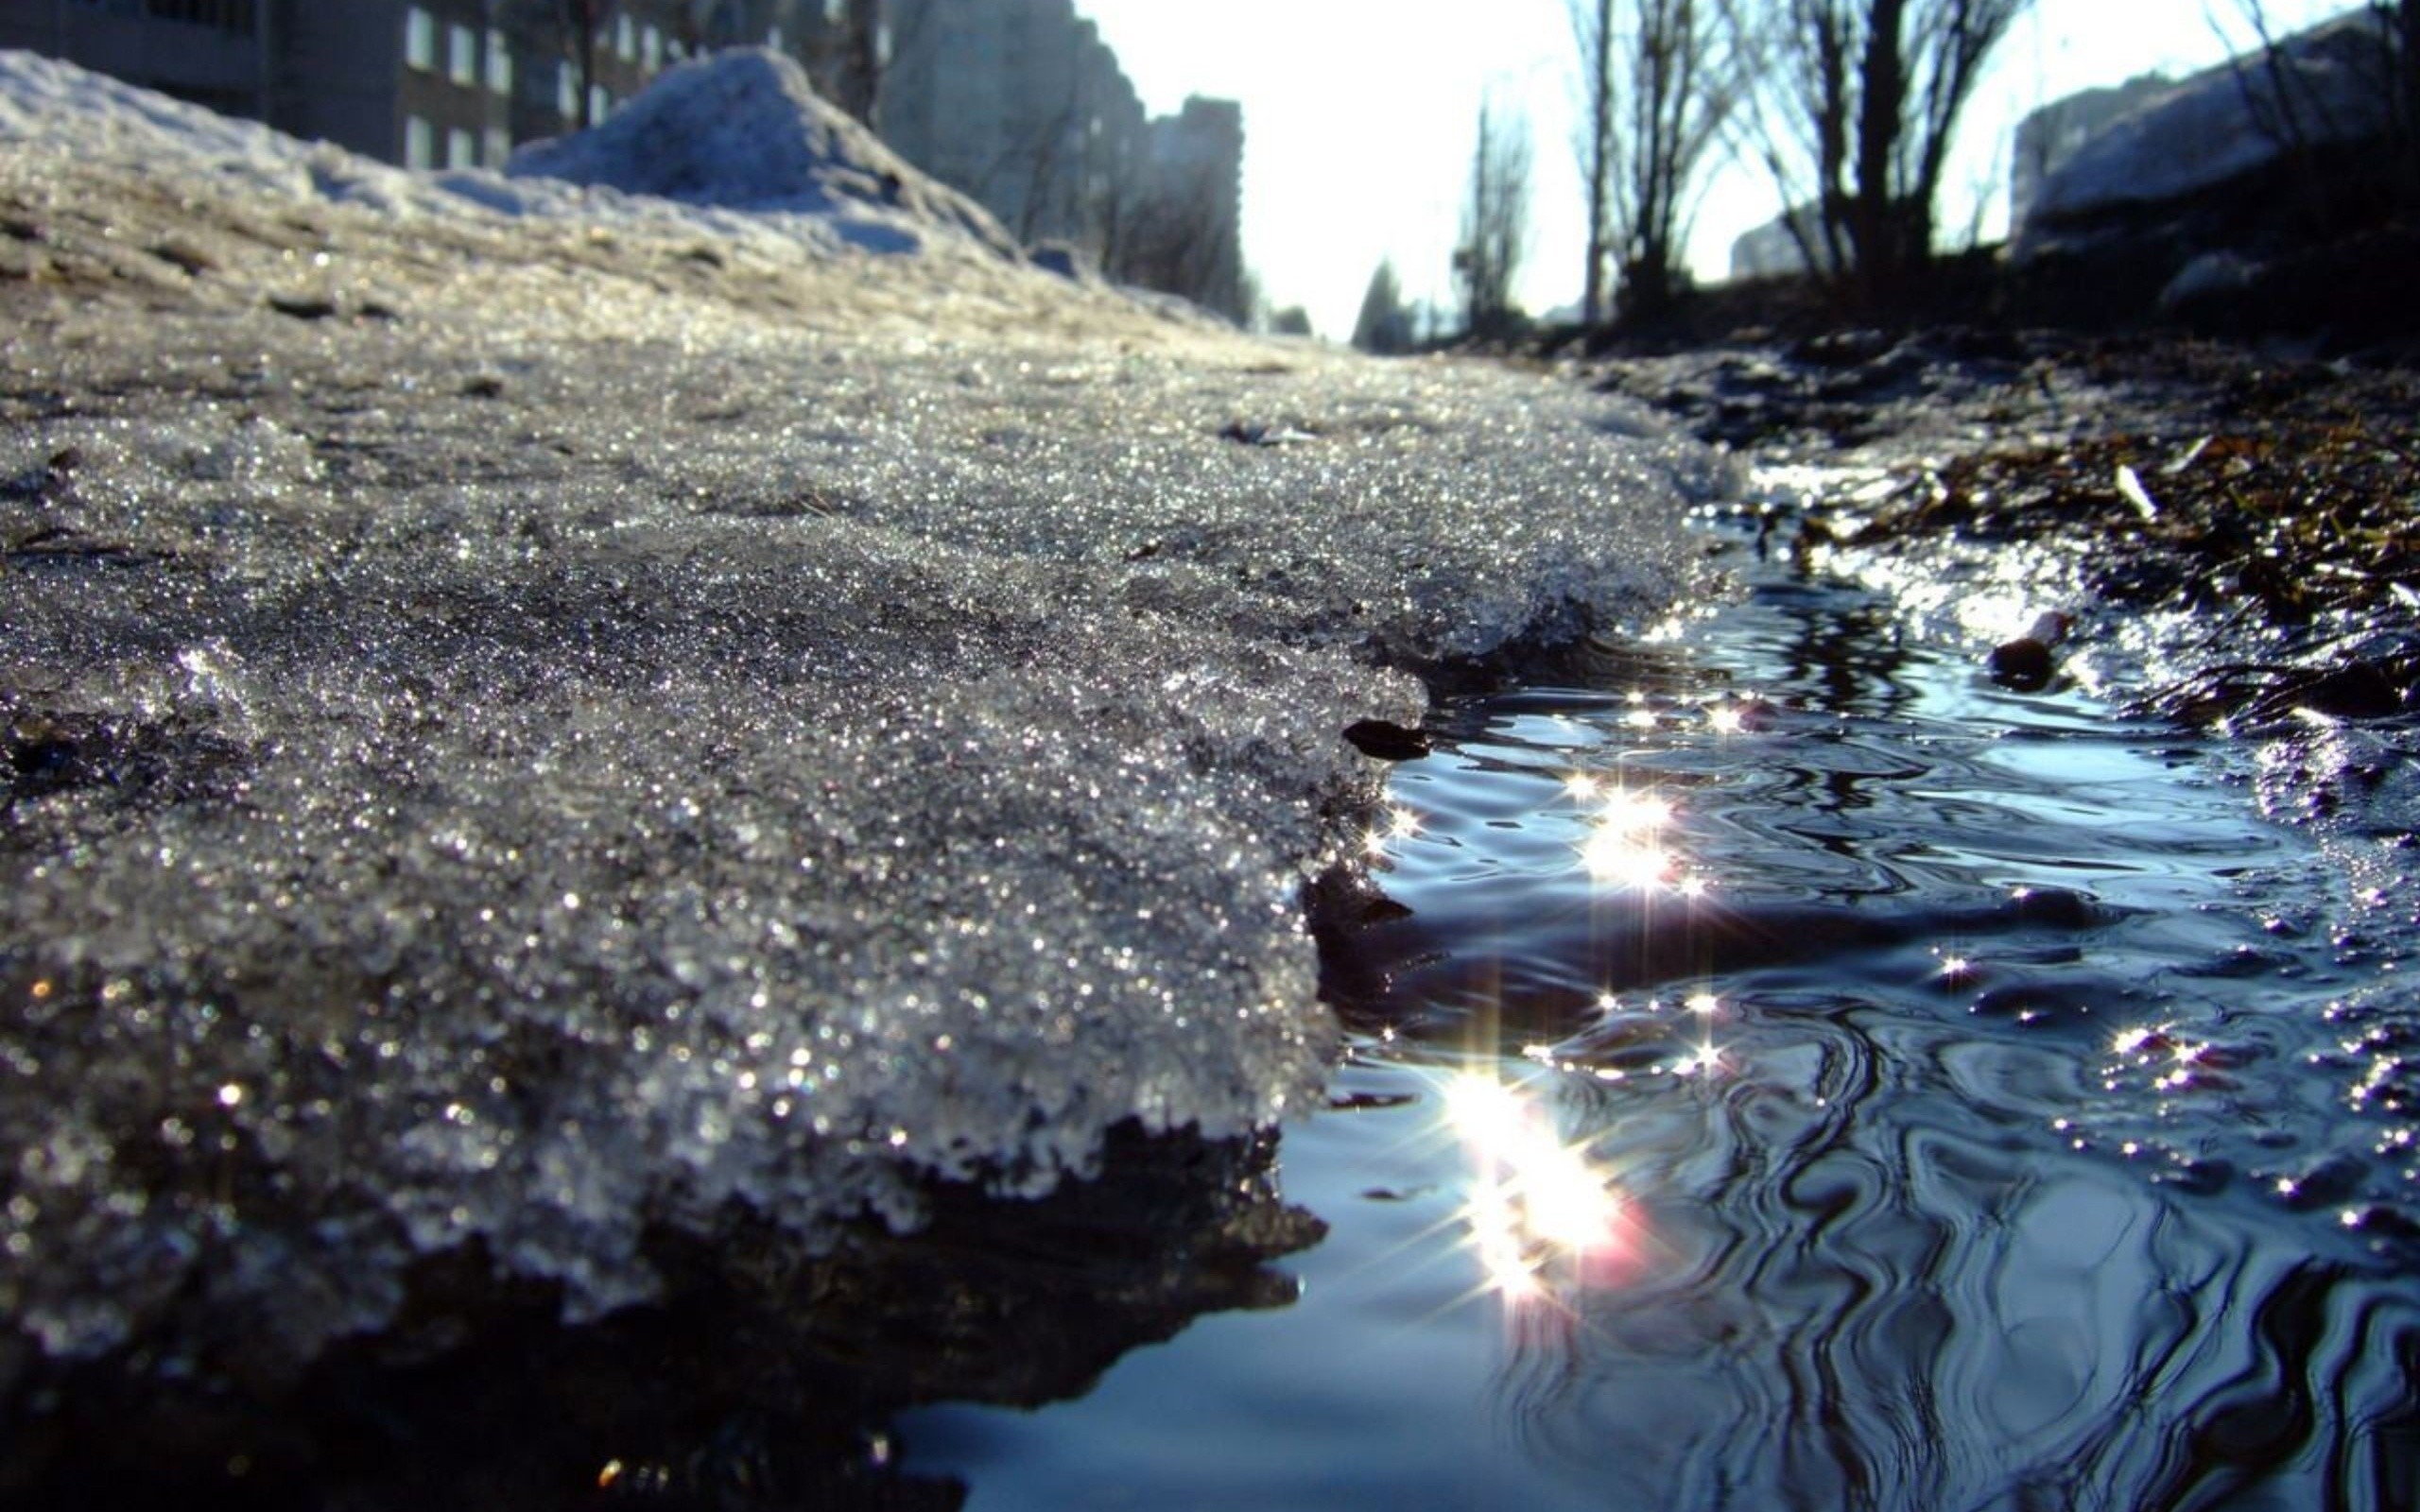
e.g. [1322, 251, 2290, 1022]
[267, 292, 340, 320]
[1342, 718, 1429, 761]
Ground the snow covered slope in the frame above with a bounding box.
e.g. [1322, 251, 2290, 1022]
[0, 51, 1723, 1383]
[2018, 11, 2394, 249]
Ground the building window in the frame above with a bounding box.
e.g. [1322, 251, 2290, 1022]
[641, 24, 661, 72]
[404, 115, 435, 168]
[404, 8, 436, 72]
[446, 127, 475, 170]
[588, 84, 611, 124]
[765, 26, 783, 50]
[485, 128, 511, 166]
[556, 65, 577, 122]
[447, 24, 477, 86]
[486, 30, 511, 95]
[615, 14, 634, 61]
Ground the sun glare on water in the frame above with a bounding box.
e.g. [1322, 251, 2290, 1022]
[1443, 1072, 1643, 1304]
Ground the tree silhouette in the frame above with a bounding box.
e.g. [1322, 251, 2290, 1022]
[1573, 0, 1747, 322]
[1454, 98, 1531, 339]
[1352, 260, 1414, 352]
[1728, 0, 2032, 305]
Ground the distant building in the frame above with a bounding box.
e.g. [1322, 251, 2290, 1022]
[0, 0, 273, 121]
[881, 0, 1243, 318]
[1729, 203, 1832, 283]
[1138, 94, 1243, 318]
[882, 0, 1141, 249]
[0, 0, 820, 169]
[3, 0, 1250, 315]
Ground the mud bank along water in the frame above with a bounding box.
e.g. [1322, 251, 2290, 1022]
[0, 51, 1723, 1499]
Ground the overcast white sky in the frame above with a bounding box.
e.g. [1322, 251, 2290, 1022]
[1073, 0, 2356, 337]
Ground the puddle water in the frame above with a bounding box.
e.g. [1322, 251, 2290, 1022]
[902, 516, 2420, 1508]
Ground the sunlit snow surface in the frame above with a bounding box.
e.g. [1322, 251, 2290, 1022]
[0, 52, 1722, 1371]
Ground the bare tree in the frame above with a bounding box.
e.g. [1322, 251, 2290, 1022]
[2224, 1, 2420, 213]
[1351, 260, 1414, 352]
[1572, 0, 1616, 324]
[828, 0, 884, 123]
[1575, 0, 1748, 321]
[1728, 0, 2033, 304]
[1117, 164, 1245, 321]
[1454, 98, 1533, 338]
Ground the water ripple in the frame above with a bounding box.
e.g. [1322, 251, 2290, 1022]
[1328, 541, 2420, 1508]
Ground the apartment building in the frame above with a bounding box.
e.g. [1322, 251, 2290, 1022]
[883, 0, 1137, 249]
[881, 0, 1242, 317]
[0, 0, 272, 120]
[0, 0, 821, 168]
[4, 0, 1245, 315]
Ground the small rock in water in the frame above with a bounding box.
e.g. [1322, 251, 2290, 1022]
[1989, 610, 2072, 691]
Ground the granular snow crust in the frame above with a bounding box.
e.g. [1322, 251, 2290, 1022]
[0, 48, 1727, 1378]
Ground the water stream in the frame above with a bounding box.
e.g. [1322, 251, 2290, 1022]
[901, 510, 2420, 1509]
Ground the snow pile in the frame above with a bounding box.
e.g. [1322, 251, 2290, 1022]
[0, 56, 1725, 1383]
[2019, 11, 2394, 243]
[0, 46, 1013, 265]
[508, 47, 1018, 258]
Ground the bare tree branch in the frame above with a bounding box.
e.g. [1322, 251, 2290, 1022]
[1726, 0, 2033, 303]
[1454, 97, 1532, 338]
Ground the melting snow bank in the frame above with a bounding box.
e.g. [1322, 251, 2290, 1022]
[0, 52, 1725, 1384]
[504, 47, 1020, 259]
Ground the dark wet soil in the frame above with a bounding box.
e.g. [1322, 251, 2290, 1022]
[1590, 330, 2420, 730]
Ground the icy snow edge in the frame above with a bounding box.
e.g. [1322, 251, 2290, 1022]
[0, 51, 1727, 1377]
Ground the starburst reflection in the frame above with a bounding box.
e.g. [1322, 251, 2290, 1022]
[1576, 783, 1685, 891]
[1363, 803, 1423, 857]
[1443, 1072, 1641, 1303]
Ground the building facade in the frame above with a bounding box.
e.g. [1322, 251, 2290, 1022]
[0, 0, 273, 120]
[4, 0, 1249, 317]
[0, 0, 822, 168]
[881, 0, 1243, 318]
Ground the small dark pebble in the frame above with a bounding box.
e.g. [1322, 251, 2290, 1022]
[267, 293, 340, 320]
[1326, 1091, 1417, 1112]
[148, 239, 216, 276]
[1989, 635, 2057, 691]
[1219, 420, 1315, 446]
[460, 375, 506, 399]
[1342, 718, 1430, 762]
